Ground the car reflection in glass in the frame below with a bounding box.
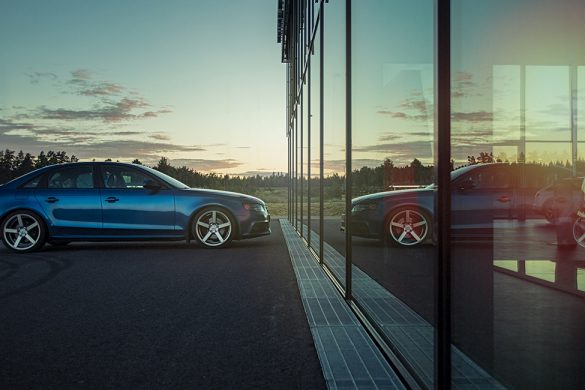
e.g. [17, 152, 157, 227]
[0, 162, 270, 253]
[343, 163, 572, 247]
[533, 176, 584, 224]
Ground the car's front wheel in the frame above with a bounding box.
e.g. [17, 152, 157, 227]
[543, 199, 556, 224]
[192, 207, 234, 248]
[385, 207, 430, 247]
[1, 210, 46, 253]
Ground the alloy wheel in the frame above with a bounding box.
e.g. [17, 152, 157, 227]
[2, 212, 44, 252]
[388, 208, 429, 247]
[193, 209, 233, 248]
[573, 218, 585, 248]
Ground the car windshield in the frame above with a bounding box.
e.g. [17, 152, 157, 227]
[139, 165, 190, 189]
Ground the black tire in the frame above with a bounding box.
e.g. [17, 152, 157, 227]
[1, 210, 46, 253]
[191, 207, 235, 248]
[384, 206, 431, 247]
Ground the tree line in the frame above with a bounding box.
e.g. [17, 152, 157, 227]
[0, 149, 580, 199]
[0, 150, 290, 194]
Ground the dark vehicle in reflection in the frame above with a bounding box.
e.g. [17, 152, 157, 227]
[533, 176, 584, 223]
[0, 162, 270, 253]
[344, 163, 571, 247]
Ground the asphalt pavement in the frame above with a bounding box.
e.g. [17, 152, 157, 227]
[0, 220, 326, 390]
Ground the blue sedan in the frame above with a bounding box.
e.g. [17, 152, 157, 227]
[0, 162, 270, 252]
[345, 163, 570, 247]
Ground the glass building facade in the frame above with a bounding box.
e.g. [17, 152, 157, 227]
[278, 0, 585, 388]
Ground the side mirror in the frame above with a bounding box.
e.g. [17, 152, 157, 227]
[143, 180, 162, 191]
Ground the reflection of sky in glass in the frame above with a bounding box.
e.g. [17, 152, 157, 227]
[526, 67, 570, 142]
[579, 67, 585, 142]
[526, 142, 572, 165]
[493, 260, 519, 272]
[578, 269, 585, 292]
[525, 260, 556, 283]
[352, 0, 434, 169]
[493, 66, 521, 142]
[452, 0, 585, 167]
[323, 0, 346, 176]
[310, 32, 321, 178]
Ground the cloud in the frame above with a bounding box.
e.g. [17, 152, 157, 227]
[377, 110, 407, 118]
[35, 97, 170, 122]
[0, 119, 207, 162]
[70, 69, 92, 83]
[79, 82, 124, 97]
[452, 71, 482, 98]
[63, 69, 126, 97]
[26, 72, 59, 85]
[408, 131, 432, 137]
[2, 67, 212, 167]
[14, 68, 174, 125]
[0, 136, 207, 162]
[378, 134, 402, 142]
[0, 118, 35, 134]
[352, 141, 430, 154]
[149, 133, 171, 141]
[452, 111, 493, 122]
[377, 95, 432, 121]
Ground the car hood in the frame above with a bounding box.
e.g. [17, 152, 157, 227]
[182, 188, 265, 205]
[353, 187, 433, 204]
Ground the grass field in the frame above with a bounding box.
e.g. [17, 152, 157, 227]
[252, 187, 345, 217]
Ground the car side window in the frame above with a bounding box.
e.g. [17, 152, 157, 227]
[47, 166, 94, 189]
[101, 166, 159, 189]
[465, 167, 511, 190]
[22, 175, 43, 188]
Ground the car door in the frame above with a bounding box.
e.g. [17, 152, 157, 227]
[99, 165, 176, 236]
[451, 165, 513, 231]
[34, 164, 102, 236]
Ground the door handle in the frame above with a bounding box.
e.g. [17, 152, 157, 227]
[497, 195, 510, 203]
[105, 196, 119, 203]
[46, 197, 59, 203]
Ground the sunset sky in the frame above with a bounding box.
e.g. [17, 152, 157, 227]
[0, 0, 286, 175]
[2, 1, 584, 177]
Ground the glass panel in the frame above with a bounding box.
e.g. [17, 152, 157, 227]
[310, 21, 321, 255]
[295, 112, 302, 230]
[451, 0, 585, 388]
[47, 166, 94, 189]
[302, 77, 309, 238]
[526, 66, 571, 142]
[351, 0, 435, 386]
[322, 0, 346, 285]
[101, 166, 154, 189]
[579, 66, 585, 142]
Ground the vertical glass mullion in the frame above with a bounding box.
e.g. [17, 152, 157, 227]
[307, 0, 312, 249]
[435, 0, 452, 387]
[319, 0, 325, 265]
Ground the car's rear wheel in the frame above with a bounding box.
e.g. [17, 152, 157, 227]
[573, 217, 585, 248]
[1, 210, 46, 253]
[192, 207, 234, 248]
[385, 207, 430, 247]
